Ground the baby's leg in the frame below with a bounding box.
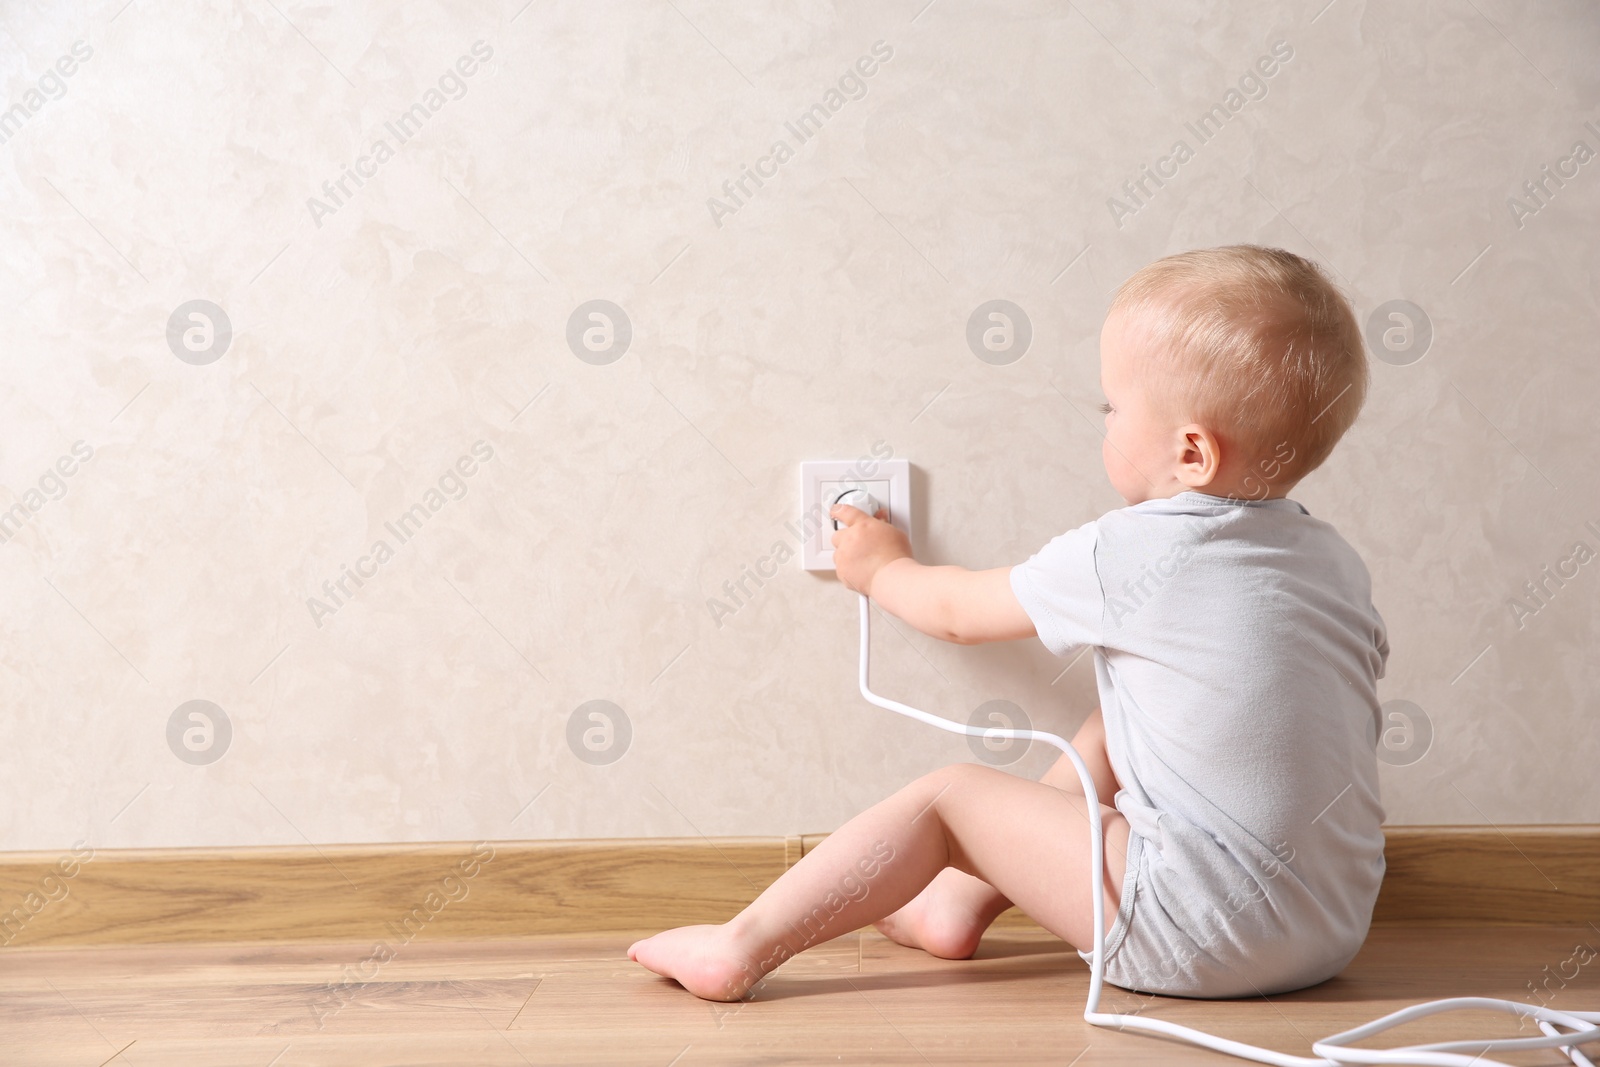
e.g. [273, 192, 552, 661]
[876, 707, 1125, 958]
[627, 758, 1129, 1001]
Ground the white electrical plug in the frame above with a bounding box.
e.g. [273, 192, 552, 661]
[831, 488, 884, 529]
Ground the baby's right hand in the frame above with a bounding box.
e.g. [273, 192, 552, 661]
[830, 504, 912, 597]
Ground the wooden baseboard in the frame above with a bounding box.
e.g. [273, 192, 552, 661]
[1368, 825, 1599, 926]
[1, 826, 1593, 949]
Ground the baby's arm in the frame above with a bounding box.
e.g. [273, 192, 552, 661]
[829, 503, 1036, 646]
[872, 559, 1035, 645]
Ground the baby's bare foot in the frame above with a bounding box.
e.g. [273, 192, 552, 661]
[874, 889, 985, 960]
[627, 924, 765, 1001]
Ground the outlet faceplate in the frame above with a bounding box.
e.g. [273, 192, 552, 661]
[799, 459, 911, 571]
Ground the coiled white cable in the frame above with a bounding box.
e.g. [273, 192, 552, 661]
[854, 592, 1600, 1067]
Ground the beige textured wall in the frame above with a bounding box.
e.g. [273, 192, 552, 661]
[2, 2, 1597, 852]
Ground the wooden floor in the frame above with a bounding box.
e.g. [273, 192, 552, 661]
[6, 925, 1597, 1065]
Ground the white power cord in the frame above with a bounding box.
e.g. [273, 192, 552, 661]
[853, 592, 1600, 1067]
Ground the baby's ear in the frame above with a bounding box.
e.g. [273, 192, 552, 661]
[1175, 423, 1223, 487]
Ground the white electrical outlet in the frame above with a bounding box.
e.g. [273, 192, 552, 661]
[799, 459, 911, 571]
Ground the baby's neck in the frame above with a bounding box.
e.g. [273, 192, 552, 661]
[1135, 475, 1300, 505]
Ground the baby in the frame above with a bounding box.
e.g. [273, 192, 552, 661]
[630, 244, 1389, 1001]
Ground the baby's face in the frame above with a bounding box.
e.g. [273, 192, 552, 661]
[1098, 307, 1186, 506]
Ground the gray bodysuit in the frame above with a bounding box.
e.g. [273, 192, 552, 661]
[1009, 490, 1389, 997]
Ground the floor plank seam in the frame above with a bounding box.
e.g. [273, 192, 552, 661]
[505, 979, 542, 1031]
[93, 1039, 136, 1067]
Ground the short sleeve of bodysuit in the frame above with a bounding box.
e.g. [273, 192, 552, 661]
[1008, 518, 1103, 657]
